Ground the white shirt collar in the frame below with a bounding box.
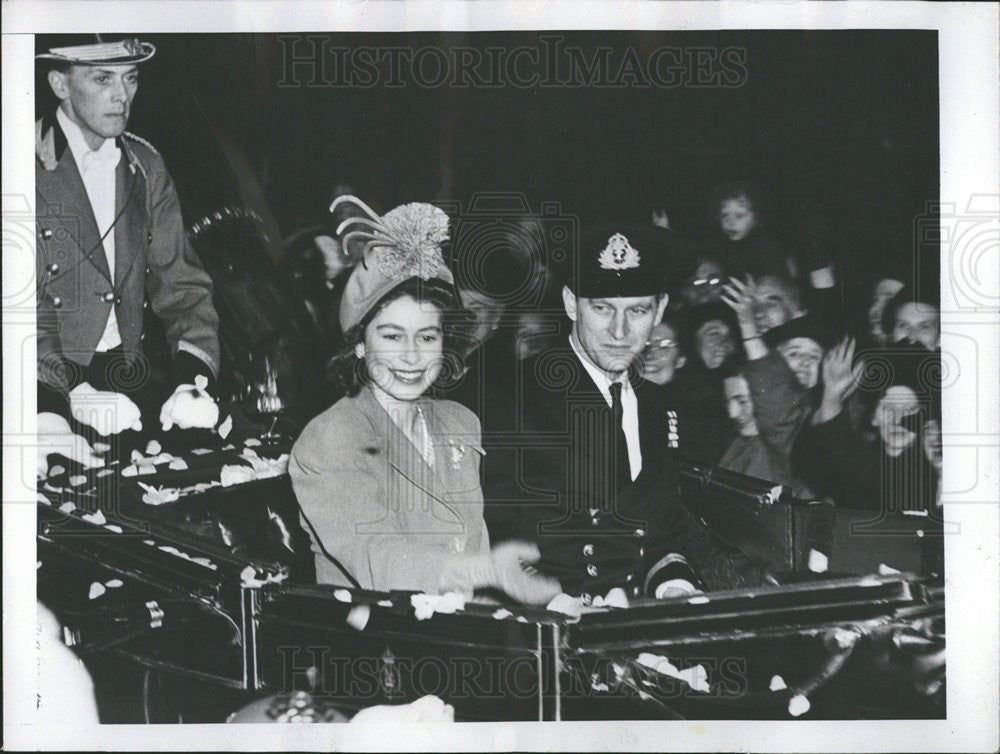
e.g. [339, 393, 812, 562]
[568, 333, 631, 404]
[57, 107, 118, 170]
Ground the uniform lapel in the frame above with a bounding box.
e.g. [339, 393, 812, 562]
[37, 141, 111, 282]
[114, 150, 145, 288]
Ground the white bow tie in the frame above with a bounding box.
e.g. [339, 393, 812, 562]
[82, 143, 121, 173]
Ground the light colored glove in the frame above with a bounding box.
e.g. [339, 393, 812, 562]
[440, 540, 563, 606]
[159, 375, 219, 431]
[37, 412, 106, 477]
[69, 382, 142, 435]
[350, 695, 454, 726]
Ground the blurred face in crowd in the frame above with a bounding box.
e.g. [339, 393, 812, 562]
[868, 278, 905, 344]
[871, 385, 920, 457]
[48, 64, 138, 150]
[564, 287, 668, 375]
[891, 302, 940, 351]
[640, 322, 686, 385]
[724, 375, 759, 437]
[753, 276, 802, 334]
[356, 295, 443, 404]
[458, 286, 503, 347]
[682, 259, 725, 306]
[776, 337, 824, 389]
[719, 197, 757, 242]
[695, 319, 736, 370]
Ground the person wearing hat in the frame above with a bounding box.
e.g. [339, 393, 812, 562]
[288, 197, 560, 604]
[35, 36, 220, 460]
[480, 223, 768, 605]
[881, 284, 940, 352]
[793, 341, 943, 523]
[719, 277, 841, 479]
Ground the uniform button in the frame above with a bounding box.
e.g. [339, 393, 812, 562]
[583, 544, 594, 557]
[47, 263, 59, 274]
[145, 266, 151, 275]
[632, 586, 640, 597]
[639, 547, 645, 557]
[52, 296, 62, 308]
[626, 573, 634, 582]
[586, 564, 598, 577]
[143, 301, 149, 310]
[41, 228, 53, 240]
[591, 513, 600, 526]
[115, 296, 122, 306]
[147, 233, 153, 244]
[102, 292, 115, 303]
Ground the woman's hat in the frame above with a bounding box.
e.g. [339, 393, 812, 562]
[36, 35, 156, 65]
[334, 196, 455, 331]
[762, 313, 840, 352]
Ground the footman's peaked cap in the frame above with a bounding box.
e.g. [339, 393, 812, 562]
[569, 223, 676, 298]
[36, 35, 156, 65]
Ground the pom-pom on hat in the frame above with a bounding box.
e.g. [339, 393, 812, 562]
[567, 223, 677, 299]
[334, 196, 456, 331]
[36, 35, 156, 65]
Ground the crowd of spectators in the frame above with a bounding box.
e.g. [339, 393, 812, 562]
[282, 179, 943, 519]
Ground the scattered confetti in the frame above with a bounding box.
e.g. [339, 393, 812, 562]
[59, 502, 76, 513]
[49, 465, 66, 478]
[96, 469, 115, 478]
[191, 448, 213, 455]
[103, 524, 124, 533]
[138, 464, 156, 475]
[81, 510, 107, 525]
[37, 493, 52, 506]
[88, 582, 106, 600]
[244, 437, 262, 447]
[217, 414, 234, 440]
[145, 439, 162, 456]
[105, 579, 124, 588]
[411, 592, 466, 620]
[168, 458, 189, 471]
[121, 464, 139, 477]
[492, 608, 513, 620]
[377, 600, 393, 608]
[808, 549, 829, 573]
[878, 563, 902, 575]
[220, 464, 255, 487]
[346, 605, 371, 631]
[68, 475, 87, 487]
[131, 450, 145, 465]
[687, 595, 710, 605]
[769, 675, 787, 691]
[788, 694, 810, 717]
[636, 653, 710, 693]
[333, 589, 352, 603]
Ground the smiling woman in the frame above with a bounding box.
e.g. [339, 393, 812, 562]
[289, 197, 561, 605]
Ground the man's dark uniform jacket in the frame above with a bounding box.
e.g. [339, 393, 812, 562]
[35, 113, 220, 415]
[480, 343, 767, 601]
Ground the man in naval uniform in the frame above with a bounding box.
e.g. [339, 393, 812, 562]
[481, 223, 767, 604]
[35, 36, 221, 463]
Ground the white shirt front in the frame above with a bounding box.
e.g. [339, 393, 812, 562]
[569, 334, 642, 482]
[57, 107, 122, 352]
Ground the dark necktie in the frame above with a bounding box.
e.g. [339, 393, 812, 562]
[609, 381, 631, 492]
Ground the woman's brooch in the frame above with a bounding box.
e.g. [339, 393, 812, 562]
[447, 439, 484, 470]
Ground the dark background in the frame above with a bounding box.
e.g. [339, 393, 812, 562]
[36, 30, 939, 304]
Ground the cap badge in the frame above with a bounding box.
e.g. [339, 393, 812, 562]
[598, 233, 641, 271]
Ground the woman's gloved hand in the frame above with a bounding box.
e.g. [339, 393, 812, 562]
[439, 541, 562, 606]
